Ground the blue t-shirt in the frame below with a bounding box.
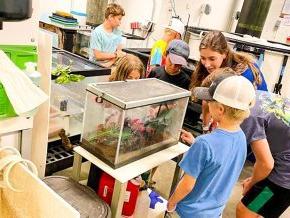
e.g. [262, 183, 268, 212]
[176, 129, 247, 218]
[241, 65, 268, 91]
[89, 24, 122, 63]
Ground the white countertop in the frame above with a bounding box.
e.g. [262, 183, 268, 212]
[74, 142, 189, 183]
[0, 116, 33, 135]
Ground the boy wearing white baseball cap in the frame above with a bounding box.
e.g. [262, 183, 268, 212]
[147, 18, 185, 74]
[167, 73, 256, 217]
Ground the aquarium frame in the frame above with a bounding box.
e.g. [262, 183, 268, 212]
[114, 110, 126, 165]
[86, 79, 191, 109]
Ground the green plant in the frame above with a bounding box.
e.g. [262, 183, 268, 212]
[51, 60, 85, 84]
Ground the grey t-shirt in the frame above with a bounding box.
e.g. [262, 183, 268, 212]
[240, 91, 290, 189]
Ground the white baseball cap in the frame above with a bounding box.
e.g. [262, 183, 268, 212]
[165, 18, 185, 36]
[193, 74, 256, 110]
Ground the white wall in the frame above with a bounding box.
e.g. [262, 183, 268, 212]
[37, 0, 290, 46]
[261, 0, 285, 40]
[116, 0, 239, 47]
[116, 0, 290, 46]
[39, 0, 72, 20]
[0, 0, 39, 45]
[261, 0, 290, 44]
[174, 0, 237, 30]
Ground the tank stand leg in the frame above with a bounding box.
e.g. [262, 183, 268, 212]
[111, 180, 128, 218]
[72, 152, 82, 181]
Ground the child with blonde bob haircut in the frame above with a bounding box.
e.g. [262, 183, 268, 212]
[109, 54, 145, 81]
[167, 73, 255, 218]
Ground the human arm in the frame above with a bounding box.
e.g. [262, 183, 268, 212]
[93, 49, 117, 61]
[90, 28, 124, 62]
[242, 139, 274, 195]
[116, 44, 126, 57]
[93, 46, 125, 67]
[93, 48, 125, 68]
[167, 174, 196, 211]
[180, 129, 195, 144]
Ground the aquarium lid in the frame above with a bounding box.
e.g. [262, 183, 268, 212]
[86, 78, 191, 109]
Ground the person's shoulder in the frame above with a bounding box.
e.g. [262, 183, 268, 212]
[149, 66, 165, 78]
[198, 130, 233, 146]
[179, 70, 190, 80]
[194, 135, 213, 148]
[113, 28, 122, 36]
[92, 25, 104, 34]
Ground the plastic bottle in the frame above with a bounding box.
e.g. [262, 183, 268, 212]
[133, 188, 150, 218]
[24, 62, 41, 87]
[97, 173, 141, 217]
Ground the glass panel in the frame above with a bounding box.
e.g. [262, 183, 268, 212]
[52, 52, 96, 71]
[117, 98, 187, 165]
[81, 92, 123, 164]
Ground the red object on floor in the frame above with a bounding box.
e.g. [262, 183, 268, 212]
[97, 172, 115, 205]
[97, 172, 140, 216]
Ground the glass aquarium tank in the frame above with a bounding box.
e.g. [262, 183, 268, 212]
[81, 79, 191, 168]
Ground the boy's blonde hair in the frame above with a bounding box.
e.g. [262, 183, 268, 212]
[212, 101, 250, 123]
[109, 54, 144, 81]
[105, 3, 125, 19]
[164, 28, 180, 39]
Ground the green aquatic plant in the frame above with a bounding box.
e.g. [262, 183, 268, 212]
[51, 60, 85, 84]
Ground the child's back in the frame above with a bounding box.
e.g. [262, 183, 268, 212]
[167, 73, 256, 218]
[177, 128, 246, 217]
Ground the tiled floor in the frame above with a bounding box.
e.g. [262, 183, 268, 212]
[54, 160, 290, 217]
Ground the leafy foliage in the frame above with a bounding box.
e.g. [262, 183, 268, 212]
[51, 60, 85, 84]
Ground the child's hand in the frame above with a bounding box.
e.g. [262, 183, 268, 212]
[180, 129, 195, 145]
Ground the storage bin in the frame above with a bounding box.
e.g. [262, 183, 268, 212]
[0, 83, 16, 119]
[0, 45, 37, 70]
[43, 176, 111, 218]
[0, 45, 37, 119]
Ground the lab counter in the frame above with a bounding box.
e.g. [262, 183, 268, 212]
[47, 48, 111, 176]
[52, 48, 111, 78]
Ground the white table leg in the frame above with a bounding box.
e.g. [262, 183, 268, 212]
[111, 180, 127, 218]
[72, 152, 82, 181]
[20, 129, 33, 159]
[170, 154, 183, 194]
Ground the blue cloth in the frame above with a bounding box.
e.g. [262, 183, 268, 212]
[89, 24, 122, 63]
[241, 65, 268, 91]
[176, 129, 247, 218]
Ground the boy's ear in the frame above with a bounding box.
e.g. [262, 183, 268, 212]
[218, 103, 225, 115]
